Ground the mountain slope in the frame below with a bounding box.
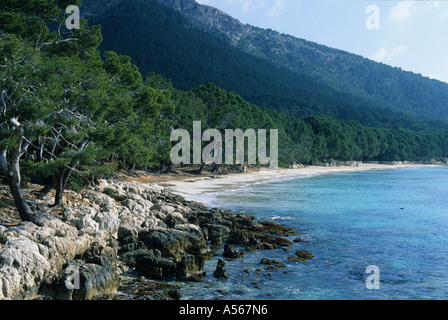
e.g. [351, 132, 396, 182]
[81, 1, 379, 114]
[156, 0, 448, 121]
[81, 0, 448, 127]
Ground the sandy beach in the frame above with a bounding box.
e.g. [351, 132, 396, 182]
[161, 163, 442, 198]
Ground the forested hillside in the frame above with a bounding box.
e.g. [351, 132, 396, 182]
[1, 0, 447, 221]
[158, 79, 448, 165]
[156, 0, 448, 121]
[83, 0, 448, 126]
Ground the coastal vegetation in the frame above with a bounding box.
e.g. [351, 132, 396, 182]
[1, 0, 448, 302]
[92, 0, 448, 126]
[1, 0, 447, 222]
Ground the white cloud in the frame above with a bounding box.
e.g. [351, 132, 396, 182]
[439, 11, 448, 20]
[370, 47, 388, 62]
[230, 0, 255, 12]
[370, 45, 408, 63]
[268, 0, 286, 18]
[424, 1, 448, 20]
[389, 1, 418, 24]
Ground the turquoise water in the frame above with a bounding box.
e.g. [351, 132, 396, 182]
[179, 167, 448, 300]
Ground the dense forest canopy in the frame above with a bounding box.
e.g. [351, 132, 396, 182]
[85, 0, 448, 128]
[0, 0, 447, 222]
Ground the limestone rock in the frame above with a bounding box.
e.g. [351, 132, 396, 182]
[222, 244, 245, 258]
[226, 229, 257, 245]
[56, 259, 119, 300]
[175, 254, 206, 282]
[0, 176, 297, 300]
[0, 217, 93, 300]
[139, 227, 207, 256]
[288, 250, 314, 261]
[133, 249, 176, 280]
[260, 258, 286, 269]
[213, 259, 228, 280]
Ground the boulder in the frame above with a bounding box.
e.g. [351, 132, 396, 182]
[258, 234, 293, 247]
[222, 244, 245, 258]
[175, 254, 206, 282]
[260, 258, 286, 269]
[133, 250, 176, 280]
[82, 238, 119, 265]
[117, 234, 146, 255]
[292, 250, 314, 261]
[151, 203, 176, 215]
[94, 211, 120, 234]
[117, 276, 181, 300]
[139, 227, 207, 256]
[0, 177, 300, 299]
[82, 190, 115, 208]
[258, 221, 297, 237]
[213, 259, 228, 280]
[165, 211, 187, 227]
[226, 229, 258, 245]
[206, 223, 231, 246]
[72, 213, 99, 235]
[117, 225, 139, 240]
[121, 198, 145, 215]
[0, 218, 92, 300]
[56, 259, 119, 300]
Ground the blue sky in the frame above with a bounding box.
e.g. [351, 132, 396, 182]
[196, 0, 448, 84]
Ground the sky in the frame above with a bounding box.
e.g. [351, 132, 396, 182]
[196, 0, 448, 84]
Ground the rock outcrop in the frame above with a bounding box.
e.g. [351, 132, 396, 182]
[287, 250, 314, 262]
[0, 178, 299, 300]
[213, 259, 228, 280]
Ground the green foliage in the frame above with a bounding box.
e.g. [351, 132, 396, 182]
[20, 160, 60, 185]
[1, 0, 447, 209]
[87, 0, 448, 130]
[0, 0, 173, 194]
[165, 80, 448, 164]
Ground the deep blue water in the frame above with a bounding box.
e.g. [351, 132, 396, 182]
[178, 167, 448, 300]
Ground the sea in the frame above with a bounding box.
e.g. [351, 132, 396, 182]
[176, 166, 448, 300]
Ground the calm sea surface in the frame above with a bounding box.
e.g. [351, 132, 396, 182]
[177, 167, 448, 300]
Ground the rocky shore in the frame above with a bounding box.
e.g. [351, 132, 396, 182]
[0, 179, 305, 300]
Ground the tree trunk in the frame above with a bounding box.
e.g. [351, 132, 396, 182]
[53, 162, 78, 207]
[198, 162, 206, 175]
[52, 141, 87, 206]
[35, 178, 58, 198]
[1, 121, 41, 224]
[166, 162, 172, 174]
[54, 168, 66, 207]
[8, 175, 36, 222]
[0, 149, 8, 181]
[38, 137, 44, 162]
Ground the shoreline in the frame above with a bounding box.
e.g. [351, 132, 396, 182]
[161, 163, 443, 198]
[0, 162, 444, 300]
[0, 176, 302, 300]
